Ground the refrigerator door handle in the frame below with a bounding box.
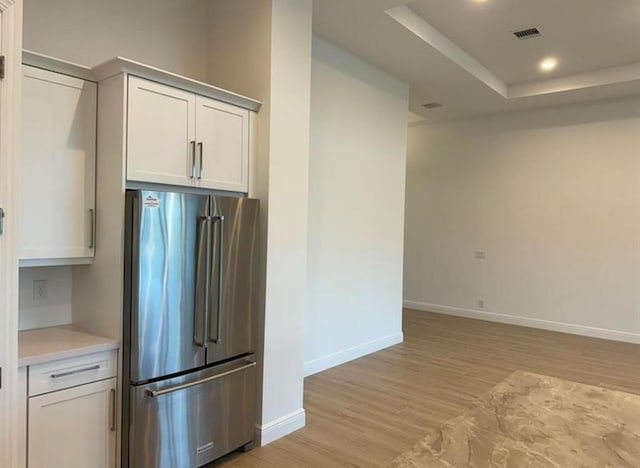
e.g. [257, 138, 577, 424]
[204, 216, 213, 347]
[209, 214, 225, 344]
[144, 360, 256, 398]
[194, 215, 212, 348]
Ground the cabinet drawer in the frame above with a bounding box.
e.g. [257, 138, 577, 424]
[29, 350, 117, 397]
[129, 355, 255, 467]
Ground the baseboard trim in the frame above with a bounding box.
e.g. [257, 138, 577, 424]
[255, 408, 306, 447]
[404, 300, 640, 345]
[303, 332, 404, 377]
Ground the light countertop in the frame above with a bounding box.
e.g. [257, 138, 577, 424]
[18, 326, 119, 367]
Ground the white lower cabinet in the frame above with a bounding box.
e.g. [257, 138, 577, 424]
[23, 351, 118, 468]
[28, 377, 117, 468]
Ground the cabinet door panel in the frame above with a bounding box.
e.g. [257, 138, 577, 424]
[28, 378, 116, 468]
[195, 96, 249, 192]
[21, 66, 96, 261]
[127, 76, 196, 186]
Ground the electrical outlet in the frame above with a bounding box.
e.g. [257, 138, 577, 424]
[33, 279, 48, 300]
[478, 300, 485, 309]
[475, 250, 487, 260]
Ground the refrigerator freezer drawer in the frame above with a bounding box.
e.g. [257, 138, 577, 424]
[128, 355, 256, 468]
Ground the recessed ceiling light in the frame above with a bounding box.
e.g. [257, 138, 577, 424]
[472, 0, 489, 3]
[539, 57, 558, 72]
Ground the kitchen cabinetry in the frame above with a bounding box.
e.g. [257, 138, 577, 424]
[29, 377, 117, 468]
[18, 327, 119, 468]
[127, 77, 196, 187]
[20, 65, 97, 266]
[195, 96, 249, 192]
[27, 350, 118, 468]
[126, 76, 250, 192]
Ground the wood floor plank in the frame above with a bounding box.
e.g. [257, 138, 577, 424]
[209, 309, 640, 467]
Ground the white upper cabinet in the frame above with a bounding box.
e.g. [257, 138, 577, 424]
[127, 77, 197, 186]
[195, 96, 249, 192]
[126, 76, 250, 193]
[21, 65, 97, 265]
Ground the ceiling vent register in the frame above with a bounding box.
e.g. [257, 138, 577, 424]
[422, 102, 443, 109]
[513, 27, 541, 40]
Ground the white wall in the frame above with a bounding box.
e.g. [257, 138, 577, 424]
[208, 0, 312, 445]
[304, 37, 409, 376]
[18, 266, 72, 330]
[404, 98, 640, 343]
[23, 0, 210, 81]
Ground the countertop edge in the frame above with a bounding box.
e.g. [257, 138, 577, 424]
[18, 340, 120, 368]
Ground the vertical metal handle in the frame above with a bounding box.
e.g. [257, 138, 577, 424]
[194, 216, 211, 348]
[109, 388, 116, 432]
[89, 209, 95, 249]
[190, 141, 196, 179]
[203, 216, 212, 348]
[213, 215, 224, 344]
[0, 208, 5, 236]
[198, 142, 204, 180]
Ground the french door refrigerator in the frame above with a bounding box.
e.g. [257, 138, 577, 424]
[122, 190, 259, 468]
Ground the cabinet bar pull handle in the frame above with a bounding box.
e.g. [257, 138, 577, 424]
[109, 388, 116, 431]
[198, 142, 204, 179]
[89, 209, 95, 249]
[145, 361, 256, 398]
[190, 140, 196, 178]
[0, 208, 5, 236]
[50, 364, 100, 379]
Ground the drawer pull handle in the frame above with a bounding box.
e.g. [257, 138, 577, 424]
[145, 361, 256, 398]
[50, 364, 101, 379]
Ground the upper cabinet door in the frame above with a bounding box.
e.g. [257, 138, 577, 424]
[127, 76, 196, 186]
[21, 66, 97, 263]
[195, 96, 249, 193]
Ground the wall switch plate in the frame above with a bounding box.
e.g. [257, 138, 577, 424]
[33, 279, 48, 300]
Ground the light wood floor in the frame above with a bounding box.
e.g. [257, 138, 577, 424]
[212, 309, 640, 467]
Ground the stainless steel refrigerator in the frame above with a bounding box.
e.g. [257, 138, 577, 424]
[122, 190, 259, 468]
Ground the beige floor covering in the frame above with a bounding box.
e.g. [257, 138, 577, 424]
[388, 371, 640, 468]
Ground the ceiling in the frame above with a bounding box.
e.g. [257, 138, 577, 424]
[312, 0, 640, 123]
